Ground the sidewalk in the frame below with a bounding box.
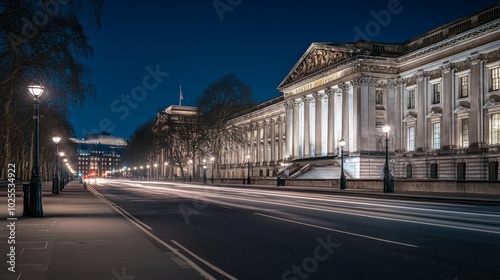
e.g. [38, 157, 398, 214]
[0, 181, 205, 280]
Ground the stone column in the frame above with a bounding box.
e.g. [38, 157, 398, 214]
[256, 122, 261, 163]
[339, 83, 350, 152]
[263, 120, 268, 164]
[440, 63, 454, 152]
[387, 79, 398, 153]
[302, 97, 312, 158]
[326, 87, 336, 155]
[270, 118, 276, 163]
[313, 92, 324, 157]
[284, 101, 293, 159]
[278, 116, 284, 161]
[416, 71, 428, 151]
[469, 54, 483, 150]
[352, 76, 377, 153]
[293, 99, 300, 159]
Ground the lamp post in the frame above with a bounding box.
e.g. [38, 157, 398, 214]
[338, 139, 347, 190]
[154, 163, 158, 180]
[203, 159, 207, 184]
[28, 82, 44, 216]
[188, 159, 193, 182]
[63, 158, 68, 188]
[52, 136, 61, 194]
[147, 165, 150, 180]
[246, 154, 251, 185]
[210, 157, 214, 184]
[59, 152, 64, 192]
[164, 162, 168, 181]
[382, 124, 394, 193]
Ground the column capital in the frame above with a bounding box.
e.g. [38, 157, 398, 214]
[338, 82, 350, 91]
[440, 63, 454, 74]
[351, 76, 377, 87]
[324, 87, 334, 96]
[387, 78, 398, 89]
[414, 70, 429, 82]
[302, 96, 314, 104]
[284, 100, 294, 109]
[468, 53, 484, 65]
[313, 92, 326, 100]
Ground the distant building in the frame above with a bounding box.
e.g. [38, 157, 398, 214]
[153, 105, 198, 178]
[70, 132, 128, 178]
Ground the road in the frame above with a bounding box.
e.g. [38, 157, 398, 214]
[88, 179, 500, 280]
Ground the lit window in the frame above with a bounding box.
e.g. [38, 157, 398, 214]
[492, 113, 500, 145]
[408, 127, 415, 151]
[462, 118, 469, 148]
[432, 83, 440, 104]
[433, 123, 441, 150]
[459, 76, 468, 98]
[491, 67, 500, 92]
[408, 89, 415, 109]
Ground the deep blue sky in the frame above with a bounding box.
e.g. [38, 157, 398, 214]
[69, 0, 499, 140]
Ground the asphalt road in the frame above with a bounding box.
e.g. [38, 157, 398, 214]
[89, 179, 500, 280]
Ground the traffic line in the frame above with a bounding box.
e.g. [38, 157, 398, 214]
[171, 240, 238, 280]
[87, 185, 236, 280]
[255, 213, 419, 248]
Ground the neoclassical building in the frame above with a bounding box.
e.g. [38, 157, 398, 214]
[219, 3, 500, 180]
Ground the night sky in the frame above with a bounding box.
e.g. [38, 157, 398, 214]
[68, 0, 499, 140]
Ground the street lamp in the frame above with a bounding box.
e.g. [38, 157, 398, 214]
[382, 124, 394, 193]
[188, 159, 193, 182]
[203, 159, 207, 184]
[154, 163, 158, 180]
[52, 136, 61, 194]
[59, 152, 65, 192]
[338, 139, 346, 190]
[147, 165, 150, 180]
[164, 162, 168, 181]
[210, 157, 215, 184]
[246, 154, 251, 185]
[63, 158, 68, 189]
[28, 82, 44, 216]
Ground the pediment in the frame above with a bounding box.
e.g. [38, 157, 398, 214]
[278, 43, 362, 90]
[402, 114, 417, 123]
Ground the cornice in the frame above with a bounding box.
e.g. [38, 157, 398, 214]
[398, 20, 500, 65]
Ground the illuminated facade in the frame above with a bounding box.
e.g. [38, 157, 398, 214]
[220, 4, 500, 180]
[71, 132, 128, 178]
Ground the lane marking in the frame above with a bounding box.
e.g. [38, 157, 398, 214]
[99, 181, 500, 235]
[171, 240, 238, 280]
[106, 179, 500, 218]
[88, 186, 152, 230]
[255, 213, 419, 248]
[88, 185, 234, 280]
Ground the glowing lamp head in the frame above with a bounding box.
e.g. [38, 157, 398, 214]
[382, 125, 391, 134]
[52, 136, 61, 144]
[338, 139, 345, 148]
[28, 82, 44, 98]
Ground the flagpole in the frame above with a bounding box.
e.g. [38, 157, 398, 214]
[179, 85, 182, 106]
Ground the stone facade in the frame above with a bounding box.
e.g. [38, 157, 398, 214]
[220, 4, 500, 180]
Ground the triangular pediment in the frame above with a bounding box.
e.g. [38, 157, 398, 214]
[278, 43, 362, 90]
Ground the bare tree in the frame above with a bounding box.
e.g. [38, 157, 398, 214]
[196, 73, 254, 174]
[0, 0, 103, 179]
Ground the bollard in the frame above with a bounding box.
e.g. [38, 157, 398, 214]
[22, 183, 30, 216]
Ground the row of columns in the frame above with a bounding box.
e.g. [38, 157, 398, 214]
[284, 76, 395, 160]
[226, 116, 286, 165]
